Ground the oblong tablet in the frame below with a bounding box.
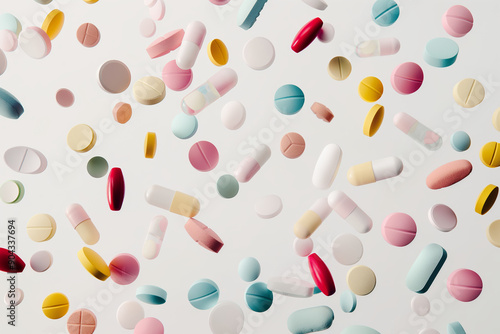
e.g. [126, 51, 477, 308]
[77, 247, 110, 281]
[406, 243, 447, 293]
[287, 306, 334, 334]
[107, 167, 125, 211]
[308, 253, 335, 296]
[341, 325, 381, 334]
[267, 276, 314, 298]
[0, 248, 25, 273]
[428, 204, 457, 232]
[424, 38, 459, 68]
[426, 160, 472, 189]
[312, 143, 342, 189]
[185, 218, 224, 253]
[4, 146, 47, 174]
[475, 184, 498, 215]
[0, 87, 23, 119]
[147, 29, 184, 59]
[291, 17, 323, 53]
[98, 60, 131, 94]
[209, 301, 244, 334]
[19, 26, 51, 59]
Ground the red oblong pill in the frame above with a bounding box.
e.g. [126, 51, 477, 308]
[107, 167, 125, 211]
[291, 17, 323, 53]
[0, 248, 26, 273]
[308, 253, 335, 296]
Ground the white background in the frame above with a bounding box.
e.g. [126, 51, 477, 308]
[1, 0, 500, 333]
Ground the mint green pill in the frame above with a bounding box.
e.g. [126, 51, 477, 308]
[188, 279, 219, 310]
[406, 243, 447, 293]
[341, 325, 381, 334]
[171, 113, 198, 139]
[340, 290, 357, 313]
[287, 306, 334, 334]
[448, 321, 466, 334]
[217, 174, 239, 199]
[424, 38, 459, 68]
[87, 156, 109, 178]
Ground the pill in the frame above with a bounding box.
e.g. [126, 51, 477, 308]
[143, 216, 167, 259]
[27, 213, 56, 242]
[116, 301, 144, 329]
[4, 146, 47, 173]
[56, 88, 74, 107]
[78, 247, 110, 281]
[255, 194, 282, 218]
[287, 306, 334, 334]
[67, 309, 97, 334]
[493, 108, 500, 131]
[475, 184, 498, 215]
[447, 322, 466, 334]
[234, 144, 271, 182]
[189, 141, 219, 172]
[107, 167, 125, 211]
[294, 197, 333, 239]
[136, 285, 166, 304]
[347, 265, 376, 296]
[0, 248, 25, 273]
[341, 325, 381, 334]
[359, 76, 383, 102]
[4, 288, 24, 306]
[83, 0, 99, 3]
[188, 279, 219, 310]
[411, 295, 430, 316]
[243, 36, 275, 70]
[67, 124, 96, 152]
[332, 233, 363, 265]
[317, 23, 334, 43]
[238, 257, 260, 282]
[217, 174, 239, 199]
[363, 104, 384, 137]
[0, 49, 6, 75]
[419, 329, 439, 334]
[442, 5, 473, 38]
[145, 185, 200, 217]
[19, 26, 51, 59]
[428, 204, 457, 232]
[347, 156, 403, 186]
[149, 0, 165, 21]
[162, 62, 193, 93]
[356, 37, 400, 57]
[245, 282, 273, 312]
[424, 38, 459, 68]
[133, 76, 166, 105]
[181, 68, 238, 115]
[406, 243, 447, 293]
[171, 113, 198, 139]
[98, 60, 131, 94]
[450, 131, 470, 152]
[372, 0, 400, 26]
[480, 142, 500, 167]
[312, 143, 342, 189]
[0, 87, 23, 119]
[139, 18, 156, 38]
[41, 9, 64, 40]
[42, 292, 69, 319]
[237, 0, 268, 30]
[381, 213, 417, 247]
[267, 276, 314, 298]
[301, 0, 327, 10]
[291, 17, 323, 53]
[391, 62, 424, 95]
[112, 102, 132, 124]
[0, 180, 24, 204]
[87, 156, 109, 178]
[177, 21, 206, 70]
[0, 13, 21, 36]
[210, 0, 230, 4]
[76, 23, 100, 47]
[109, 253, 140, 285]
[453, 78, 484, 108]
[340, 290, 357, 313]
[328, 56, 352, 81]
[221, 101, 246, 130]
[426, 160, 472, 189]
[308, 253, 335, 296]
[281, 132, 305, 159]
[0, 29, 17, 52]
[185, 218, 224, 253]
[447, 269, 482, 302]
[274, 84, 305, 115]
[209, 301, 244, 334]
[311, 102, 333, 122]
[208, 39, 228, 66]
[293, 237, 313, 257]
[134, 317, 164, 334]
[66, 203, 100, 245]
[146, 29, 184, 59]
[487, 220, 500, 247]
[144, 132, 157, 159]
[30, 250, 53, 272]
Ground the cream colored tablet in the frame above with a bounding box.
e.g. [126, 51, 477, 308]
[133, 76, 166, 105]
[26, 213, 56, 242]
[492, 108, 500, 132]
[453, 78, 485, 108]
[346, 265, 376, 296]
[67, 124, 96, 152]
[328, 56, 351, 81]
[487, 220, 500, 247]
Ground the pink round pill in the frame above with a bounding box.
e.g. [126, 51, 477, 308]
[0, 29, 18, 52]
[381, 212, 417, 247]
[77, 23, 100, 48]
[447, 269, 482, 302]
[293, 237, 314, 257]
[149, 0, 165, 21]
[209, 0, 230, 5]
[189, 141, 219, 172]
[139, 18, 156, 38]
[442, 5, 473, 38]
[56, 88, 75, 107]
[162, 60, 193, 91]
[109, 253, 140, 285]
[391, 62, 424, 95]
[134, 317, 163, 334]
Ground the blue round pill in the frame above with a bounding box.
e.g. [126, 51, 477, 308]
[171, 113, 198, 139]
[188, 279, 219, 310]
[136, 285, 167, 305]
[245, 282, 273, 313]
[238, 257, 260, 282]
[424, 38, 459, 68]
[274, 84, 305, 115]
[340, 290, 357, 313]
[372, 0, 400, 27]
[450, 131, 470, 152]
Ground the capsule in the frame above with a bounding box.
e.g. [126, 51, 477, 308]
[145, 185, 200, 217]
[142, 216, 168, 260]
[394, 112, 442, 151]
[347, 156, 403, 186]
[176, 21, 206, 70]
[66, 204, 100, 245]
[356, 37, 400, 57]
[234, 144, 271, 183]
[294, 197, 333, 239]
[328, 191, 372, 233]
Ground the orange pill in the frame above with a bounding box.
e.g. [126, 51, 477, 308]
[113, 102, 132, 124]
[280, 132, 306, 159]
[77, 23, 100, 48]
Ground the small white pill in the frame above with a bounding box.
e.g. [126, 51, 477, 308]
[318, 23, 335, 43]
[30, 250, 53, 272]
[332, 233, 363, 265]
[254, 195, 282, 219]
[293, 237, 314, 257]
[4, 288, 24, 306]
[243, 37, 275, 70]
[221, 101, 246, 130]
[411, 295, 431, 316]
[116, 300, 145, 329]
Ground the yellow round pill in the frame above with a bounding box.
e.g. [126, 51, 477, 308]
[77, 247, 110, 281]
[42, 292, 69, 319]
[41, 9, 65, 40]
[487, 220, 500, 247]
[144, 132, 157, 159]
[207, 39, 229, 66]
[480, 142, 500, 168]
[346, 265, 376, 296]
[67, 124, 97, 153]
[133, 76, 166, 105]
[327, 56, 351, 81]
[363, 104, 384, 137]
[475, 184, 498, 215]
[358, 76, 383, 102]
[83, 0, 99, 3]
[27, 213, 56, 242]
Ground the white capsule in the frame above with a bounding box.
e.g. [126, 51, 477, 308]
[328, 191, 372, 233]
[142, 216, 168, 259]
[234, 144, 271, 183]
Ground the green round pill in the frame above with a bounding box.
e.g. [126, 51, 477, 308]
[217, 174, 239, 199]
[87, 156, 109, 178]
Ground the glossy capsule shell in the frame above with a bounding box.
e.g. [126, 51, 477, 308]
[347, 156, 403, 186]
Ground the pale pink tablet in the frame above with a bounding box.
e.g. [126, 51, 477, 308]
[185, 218, 224, 253]
[381, 212, 417, 247]
[146, 29, 184, 59]
[0, 29, 18, 52]
[391, 62, 424, 95]
[140, 18, 156, 38]
[113, 102, 132, 124]
[293, 237, 314, 257]
[442, 5, 473, 38]
[149, 0, 165, 21]
[162, 60, 193, 91]
[19, 26, 51, 59]
[311, 102, 334, 122]
[210, 0, 230, 5]
[98, 60, 131, 94]
[426, 160, 472, 190]
[109, 253, 140, 285]
[77, 23, 100, 47]
[447, 269, 482, 302]
[56, 88, 74, 107]
[67, 309, 97, 334]
[134, 317, 163, 334]
[428, 204, 457, 232]
[189, 141, 219, 172]
[30, 250, 53, 272]
[144, 0, 157, 7]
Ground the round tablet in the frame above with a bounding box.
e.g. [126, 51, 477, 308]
[391, 62, 424, 95]
[327, 56, 351, 81]
[67, 309, 97, 334]
[77, 23, 100, 47]
[162, 60, 193, 91]
[113, 102, 132, 124]
[447, 269, 482, 302]
[293, 237, 313, 257]
[332, 233, 363, 265]
[67, 124, 96, 152]
[0, 29, 17, 52]
[492, 108, 500, 131]
[0, 180, 24, 204]
[140, 18, 156, 38]
[442, 5, 473, 38]
[243, 37, 275, 70]
[453, 78, 484, 108]
[42, 292, 69, 319]
[30, 250, 53, 272]
[116, 301, 144, 329]
[87, 156, 108, 178]
[133, 76, 166, 105]
[98, 60, 131, 94]
[487, 220, 500, 247]
[27, 213, 56, 242]
[171, 113, 198, 139]
[221, 101, 246, 130]
[419, 329, 439, 334]
[480, 142, 500, 167]
[475, 184, 498, 215]
[363, 104, 384, 137]
[56, 88, 74, 107]
[150, 0, 165, 21]
[217, 175, 239, 199]
[245, 282, 273, 313]
[450, 131, 470, 152]
[411, 295, 430, 316]
[41, 9, 64, 40]
[274, 84, 304, 115]
[254, 194, 283, 219]
[134, 317, 164, 334]
[424, 38, 459, 68]
[19, 26, 51, 59]
[359, 76, 383, 102]
[189, 141, 219, 172]
[0, 49, 6, 75]
[208, 39, 229, 66]
[428, 204, 457, 232]
[381, 212, 417, 247]
[317, 23, 334, 43]
[188, 279, 219, 310]
[210, 0, 230, 4]
[238, 257, 260, 282]
[0, 13, 21, 35]
[77, 247, 110, 281]
[109, 253, 140, 285]
[4, 288, 23, 306]
[136, 285, 167, 305]
[346, 265, 376, 296]
[372, 0, 400, 26]
[340, 290, 357, 313]
[280, 132, 305, 159]
[209, 301, 244, 334]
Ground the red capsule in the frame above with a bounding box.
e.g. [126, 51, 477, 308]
[308, 253, 335, 296]
[0, 248, 25, 273]
[291, 17, 323, 53]
[107, 167, 125, 211]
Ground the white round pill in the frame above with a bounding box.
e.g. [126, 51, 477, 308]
[317, 23, 335, 43]
[116, 300, 145, 329]
[254, 195, 283, 219]
[293, 237, 314, 257]
[19, 27, 51, 59]
[221, 101, 246, 130]
[243, 37, 275, 70]
[332, 233, 363, 265]
[30, 250, 53, 272]
[209, 301, 244, 334]
[0, 49, 7, 75]
[4, 288, 24, 306]
[0, 180, 24, 204]
[428, 204, 457, 232]
[0, 29, 18, 52]
[140, 18, 156, 38]
[419, 329, 439, 334]
[411, 295, 430, 316]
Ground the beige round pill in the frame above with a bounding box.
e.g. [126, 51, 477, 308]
[492, 108, 500, 132]
[453, 78, 485, 108]
[346, 265, 376, 296]
[487, 220, 500, 247]
[26, 214, 56, 242]
[67, 124, 96, 152]
[327, 56, 352, 81]
[133, 76, 166, 105]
